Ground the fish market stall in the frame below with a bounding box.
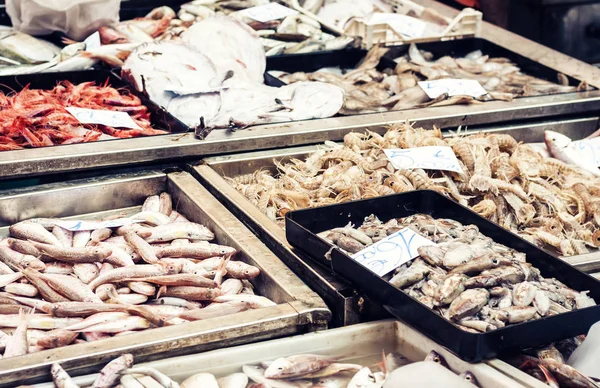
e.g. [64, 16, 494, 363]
[0, 1, 599, 179]
[191, 122, 600, 325]
[32, 320, 530, 388]
[0, 169, 329, 386]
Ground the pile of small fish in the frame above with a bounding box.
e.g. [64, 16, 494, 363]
[506, 339, 598, 388]
[123, 15, 344, 131]
[0, 80, 167, 151]
[0, 192, 270, 360]
[48, 349, 480, 387]
[320, 214, 596, 331]
[276, 44, 591, 114]
[227, 123, 600, 256]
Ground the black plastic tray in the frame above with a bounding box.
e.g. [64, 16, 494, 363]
[0, 69, 188, 141]
[285, 190, 600, 362]
[267, 37, 585, 88]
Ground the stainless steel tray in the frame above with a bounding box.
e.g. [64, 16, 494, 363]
[0, 170, 330, 387]
[1, 24, 600, 182]
[33, 319, 541, 388]
[190, 121, 600, 326]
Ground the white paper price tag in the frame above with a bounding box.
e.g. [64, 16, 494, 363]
[55, 218, 142, 232]
[384, 146, 463, 173]
[572, 137, 600, 167]
[66, 107, 141, 129]
[83, 31, 101, 50]
[365, 13, 427, 39]
[239, 3, 297, 23]
[418, 79, 488, 99]
[352, 227, 435, 276]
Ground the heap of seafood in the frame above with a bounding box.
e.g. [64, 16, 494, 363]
[0, 192, 270, 359]
[276, 44, 591, 114]
[123, 15, 344, 131]
[227, 123, 600, 256]
[506, 338, 598, 388]
[0, 80, 167, 151]
[49, 349, 480, 387]
[320, 214, 596, 331]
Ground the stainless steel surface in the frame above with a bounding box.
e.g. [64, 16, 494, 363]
[0, 72, 600, 179]
[0, 170, 330, 387]
[34, 320, 534, 388]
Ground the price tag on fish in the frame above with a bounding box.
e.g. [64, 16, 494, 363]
[418, 79, 488, 99]
[66, 107, 141, 130]
[83, 31, 101, 50]
[352, 227, 435, 276]
[384, 146, 463, 173]
[55, 218, 142, 232]
[239, 3, 298, 23]
[364, 13, 427, 39]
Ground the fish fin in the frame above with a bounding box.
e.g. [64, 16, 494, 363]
[156, 285, 167, 299]
[215, 254, 232, 286]
[381, 350, 388, 376]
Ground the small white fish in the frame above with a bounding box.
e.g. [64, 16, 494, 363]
[347, 367, 383, 388]
[544, 131, 600, 177]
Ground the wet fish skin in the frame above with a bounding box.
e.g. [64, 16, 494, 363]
[51, 363, 79, 388]
[37, 329, 78, 349]
[145, 222, 214, 243]
[448, 288, 489, 321]
[9, 222, 62, 246]
[92, 354, 134, 388]
[29, 241, 112, 264]
[52, 226, 73, 247]
[124, 232, 159, 264]
[88, 262, 181, 290]
[157, 243, 237, 259]
[0, 245, 46, 271]
[179, 301, 252, 320]
[3, 309, 31, 357]
[265, 354, 337, 379]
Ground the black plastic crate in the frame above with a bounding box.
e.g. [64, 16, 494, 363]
[0, 69, 188, 141]
[285, 190, 600, 362]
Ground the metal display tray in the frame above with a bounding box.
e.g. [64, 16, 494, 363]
[190, 121, 600, 328]
[33, 319, 539, 388]
[286, 190, 600, 362]
[0, 170, 330, 387]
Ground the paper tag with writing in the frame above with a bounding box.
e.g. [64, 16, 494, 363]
[365, 13, 427, 39]
[83, 31, 101, 50]
[418, 79, 488, 99]
[352, 227, 435, 276]
[55, 218, 142, 232]
[239, 3, 297, 23]
[572, 137, 600, 167]
[66, 107, 141, 130]
[384, 146, 463, 173]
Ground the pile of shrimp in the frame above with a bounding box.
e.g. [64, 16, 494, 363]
[0, 80, 167, 151]
[227, 123, 600, 256]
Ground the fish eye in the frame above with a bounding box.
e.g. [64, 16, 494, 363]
[434, 356, 440, 363]
[492, 258, 499, 265]
[465, 375, 472, 381]
[278, 367, 283, 370]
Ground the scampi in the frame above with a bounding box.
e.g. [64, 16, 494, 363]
[227, 123, 600, 257]
[321, 213, 595, 331]
[0, 192, 267, 360]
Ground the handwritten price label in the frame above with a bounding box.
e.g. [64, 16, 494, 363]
[66, 107, 141, 130]
[572, 137, 600, 167]
[352, 227, 435, 276]
[365, 13, 427, 39]
[239, 3, 297, 23]
[384, 146, 464, 173]
[55, 218, 142, 232]
[418, 79, 488, 99]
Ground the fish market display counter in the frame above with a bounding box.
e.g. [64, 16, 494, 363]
[33, 320, 535, 388]
[0, 170, 329, 387]
[191, 121, 600, 326]
[0, 9, 600, 180]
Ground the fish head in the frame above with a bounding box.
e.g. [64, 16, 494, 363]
[424, 351, 449, 369]
[544, 130, 571, 149]
[264, 357, 293, 379]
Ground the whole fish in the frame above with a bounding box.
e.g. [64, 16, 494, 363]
[265, 354, 338, 379]
[38, 273, 102, 303]
[51, 363, 79, 388]
[0, 313, 82, 329]
[88, 262, 181, 290]
[144, 222, 214, 243]
[3, 309, 31, 357]
[124, 232, 159, 264]
[213, 294, 276, 308]
[6, 238, 40, 257]
[179, 301, 253, 320]
[29, 241, 112, 263]
[78, 316, 151, 333]
[63, 312, 130, 331]
[5, 282, 38, 297]
[242, 365, 311, 388]
[0, 246, 46, 271]
[22, 268, 69, 303]
[92, 354, 135, 388]
[162, 286, 223, 301]
[9, 222, 62, 246]
[544, 130, 600, 177]
[124, 274, 217, 288]
[37, 329, 78, 349]
[52, 226, 74, 247]
[129, 211, 171, 226]
[157, 243, 237, 259]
